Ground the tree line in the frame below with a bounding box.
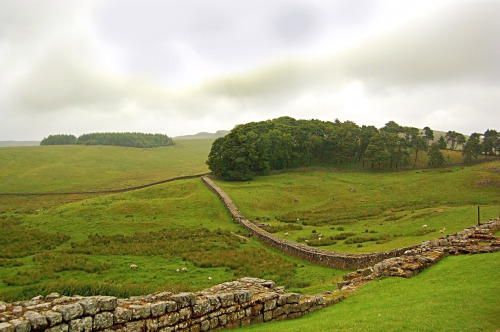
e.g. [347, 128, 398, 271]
[207, 117, 499, 181]
[40, 132, 175, 148]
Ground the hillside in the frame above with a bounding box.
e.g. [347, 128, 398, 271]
[174, 130, 229, 140]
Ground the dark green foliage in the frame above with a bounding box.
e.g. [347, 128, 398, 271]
[207, 117, 472, 180]
[266, 223, 303, 233]
[428, 143, 445, 167]
[463, 133, 482, 163]
[40, 132, 174, 148]
[40, 134, 77, 145]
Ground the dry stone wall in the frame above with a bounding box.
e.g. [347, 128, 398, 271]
[0, 278, 340, 332]
[202, 176, 417, 270]
[338, 218, 500, 291]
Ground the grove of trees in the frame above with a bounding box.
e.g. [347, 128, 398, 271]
[40, 132, 175, 148]
[207, 117, 499, 181]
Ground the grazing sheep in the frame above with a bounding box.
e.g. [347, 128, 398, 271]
[181, 267, 188, 272]
[284, 232, 289, 236]
[439, 227, 446, 234]
[208, 276, 212, 280]
[176, 269, 180, 273]
[422, 224, 428, 228]
[130, 264, 137, 269]
[305, 240, 309, 243]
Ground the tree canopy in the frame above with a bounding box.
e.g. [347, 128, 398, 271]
[207, 117, 499, 180]
[40, 132, 174, 148]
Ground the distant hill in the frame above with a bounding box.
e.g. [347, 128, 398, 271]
[0, 141, 39, 147]
[174, 130, 228, 140]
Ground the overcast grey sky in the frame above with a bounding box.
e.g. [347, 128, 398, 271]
[0, 0, 499, 140]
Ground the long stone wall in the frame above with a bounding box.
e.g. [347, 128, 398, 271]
[201, 176, 417, 270]
[0, 278, 340, 332]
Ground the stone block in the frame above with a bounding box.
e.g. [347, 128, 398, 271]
[250, 314, 263, 325]
[46, 324, 69, 332]
[124, 320, 145, 332]
[0, 323, 14, 332]
[192, 299, 210, 318]
[150, 302, 167, 317]
[53, 303, 84, 322]
[24, 311, 48, 330]
[9, 319, 30, 332]
[170, 293, 196, 309]
[93, 312, 114, 330]
[78, 299, 99, 316]
[95, 297, 118, 311]
[68, 316, 92, 332]
[178, 307, 192, 321]
[199, 320, 210, 332]
[217, 293, 234, 308]
[263, 311, 272, 322]
[285, 293, 301, 304]
[158, 312, 179, 328]
[114, 307, 132, 324]
[130, 304, 151, 320]
[44, 310, 63, 326]
[263, 299, 277, 311]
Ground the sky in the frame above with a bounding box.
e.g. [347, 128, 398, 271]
[0, 0, 499, 141]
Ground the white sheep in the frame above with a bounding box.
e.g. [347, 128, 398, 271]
[284, 232, 289, 236]
[181, 267, 188, 272]
[130, 264, 137, 269]
[176, 269, 180, 273]
[422, 224, 427, 228]
[208, 276, 212, 280]
[439, 227, 446, 234]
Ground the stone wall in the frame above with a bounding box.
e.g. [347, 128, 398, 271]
[202, 176, 417, 270]
[0, 278, 340, 332]
[338, 218, 500, 291]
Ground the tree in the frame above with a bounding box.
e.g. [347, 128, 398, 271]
[428, 143, 444, 167]
[456, 133, 466, 150]
[437, 136, 447, 149]
[40, 134, 77, 145]
[482, 129, 499, 157]
[423, 126, 434, 144]
[412, 135, 427, 164]
[462, 133, 482, 163]
[445, 131, 458, 150]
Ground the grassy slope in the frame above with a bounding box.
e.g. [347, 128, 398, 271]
[0, 139, 213, 193]
[0, 178, 343, 301]
[216, 161, 500, 253]
[240, 252, 500, 332]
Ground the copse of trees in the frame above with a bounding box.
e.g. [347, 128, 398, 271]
[40, 132, 174, 148]
[207, 117, 499, 181]
[40, 134, 77, 145]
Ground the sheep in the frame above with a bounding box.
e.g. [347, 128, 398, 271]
[439, 227, 446, 234]
[284, 232, 289, 236]
[208, 276, 212, 280]
[130, 264, 137, 269]
[422, 224, 428, 228]
[181, 267, 188, 272]
[176, 269, 180, 273]
[305, 239, 309, 243]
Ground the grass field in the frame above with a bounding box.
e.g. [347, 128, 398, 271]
[0, 141, 498, 332]
[216, 161, 500, 253]
[240, 252, 500, 332]
[0, 139, 213, 193]
[0, 177, 344, 301]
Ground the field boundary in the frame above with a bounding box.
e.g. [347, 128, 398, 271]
[202, 176, 417, 270]
[0, 173, 210, 196]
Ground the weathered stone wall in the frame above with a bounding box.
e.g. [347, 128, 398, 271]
[0, 278, 340, 332]
[338, 218, 500, 291]
[202, 176, 417, 270]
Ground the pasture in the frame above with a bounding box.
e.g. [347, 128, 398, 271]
[0, 141, 498, 331]
[215, 162, 500, 253]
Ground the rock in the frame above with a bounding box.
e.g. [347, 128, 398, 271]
[113, 307, 132, 324]
[0, 323, 14, 332]
[93, 312, 113, 330]
[68, 316, 92, 332]
[44, 310, 63, 326]
[45, 293, 61, 302]
[9, 319, 30, 332]
[78, 299, 98, 316]
[24, 311, 48, 330]
[52, 303, 83, 321]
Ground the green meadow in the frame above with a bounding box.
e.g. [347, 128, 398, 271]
[0, 141, 498, 331]
[216, 162, 500, 253]
[240, 252, 500, 332]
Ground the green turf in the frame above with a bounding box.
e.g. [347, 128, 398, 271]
[0, 139, 213, 193]
[215, 161, 500, 253]
[239, 252, 500, 332]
